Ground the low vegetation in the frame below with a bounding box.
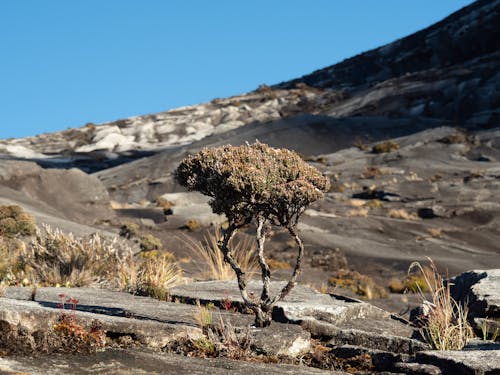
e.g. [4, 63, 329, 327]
[0, 223, 183, 301]
[185, 229, 258, 281]
[410, 258, 473, 350]
[0, 205, 36, 238]
[176, 142, 330, 326]
[372, 140, 400, 154]
[328, 269, 388, 299]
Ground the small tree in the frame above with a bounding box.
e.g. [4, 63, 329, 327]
[176, 142, 330, 327]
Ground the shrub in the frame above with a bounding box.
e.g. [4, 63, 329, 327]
[139, 234, 162, 251]
[176, 142, 329, 326]
[0, 205, 36, 237]
[372, 141, 400, 154]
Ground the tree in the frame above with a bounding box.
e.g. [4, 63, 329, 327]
[176, 142, 330, 327]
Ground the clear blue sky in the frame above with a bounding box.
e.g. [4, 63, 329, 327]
[1, 1, 474, 139]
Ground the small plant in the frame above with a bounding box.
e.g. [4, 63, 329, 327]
[409, 258, 473, 350]
[0, 282, 6, 297]
[0, 205, 36, 238]
[53, 293, 106, 353]
[184, 229, 258, 281]
[139, 233, 162, 251]
[193, 301, 213, 331]
[119, 222, 139, 239]
[479, 318, 500, 341]
[266, 258, 291, 270]
[176, 142, 329, 326]
[372, 140, 400, 154]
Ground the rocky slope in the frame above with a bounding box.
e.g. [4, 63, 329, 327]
[0, 0, 498, 297]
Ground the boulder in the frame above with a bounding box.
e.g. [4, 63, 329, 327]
[450, 269, 500, 336]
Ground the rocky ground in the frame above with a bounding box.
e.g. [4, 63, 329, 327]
[0, 0, 499, 373]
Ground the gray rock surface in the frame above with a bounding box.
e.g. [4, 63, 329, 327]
[170, 280, 425, 354]
[0, 348, 341, 375]
[416, 349, 500, 374]
[450, 269, 500, 337]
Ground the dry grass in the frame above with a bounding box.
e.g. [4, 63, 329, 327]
[183, 219, 201, 232]
[14, 225, 135, 287]
[328, 269, 388, 299]
[139, 233, 162, 251]
[0, 282, 6, 297]
[185, 229, 258, 281]
[193, 301, 213, 331]
[134, 251, 183, 300]
[409, 258, 474, 350]
[388, 209, 419, 220]
[266, 258, 291, 270]
[347, 208, 369, 217]
[372, 140, 400, 154]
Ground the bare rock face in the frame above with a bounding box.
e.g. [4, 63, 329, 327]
[450, 269, 500, 338]
[0, 160, 113, 225]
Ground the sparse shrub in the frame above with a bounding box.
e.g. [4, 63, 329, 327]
[176, 142, 329, 326]
[0, 205, 36, 237]
[372, 140, 400, 154]
[140, 233, 162, 251]
[182, 219, 201, 232]
[184, 229, 258, 281]
[410, 258, 473, 350]
[328, 269, 388, 299]
[119, 222, 139, 239]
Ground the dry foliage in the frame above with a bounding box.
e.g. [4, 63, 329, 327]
[372, 140, 400, 154]
[134, 250, 183, 300]
[13, 225, 135, 287]
[176, 142, 329, 326]
[139, 233, 162, 251]
[184, 229, 258, 281]
[388, 208, 419, 220]
[409, 258, 473, 350]
[329, 269, 388, 299]
[0, 205, 36, 238]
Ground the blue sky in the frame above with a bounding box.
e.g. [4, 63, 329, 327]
[1, 1, 474, 139]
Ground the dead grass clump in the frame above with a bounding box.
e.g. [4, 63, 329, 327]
[185, 229, 258, 281]
[156, 196, 174, 210]
[388, 268, 432, 294]
[364, 199, 383, 209]
[14, 225, 135, 288]
[139, 234, 162, 251]
[388, 209, 419, 220]
[0, 205, 36, 238]
[372, 140, 400, 154]
[347, 208, 369, 217]
[410, 258, 474, 350]
[328, 269, 388, 299]
[134, 251, 183, 300]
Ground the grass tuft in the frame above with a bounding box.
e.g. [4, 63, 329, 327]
[184, 229, 258, 281]
[409, 258, 474, 350]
